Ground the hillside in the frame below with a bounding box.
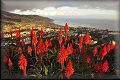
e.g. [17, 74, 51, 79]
[1, 11, 62, 34]
[1, 11, 54, 23]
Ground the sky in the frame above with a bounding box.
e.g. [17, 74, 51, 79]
[2, 0, 119, 20]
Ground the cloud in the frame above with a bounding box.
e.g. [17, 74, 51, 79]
[3, 0, 119, 11]
[9, 6, 118, 20]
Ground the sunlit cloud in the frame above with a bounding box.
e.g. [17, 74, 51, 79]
[9, 6, 118, 20]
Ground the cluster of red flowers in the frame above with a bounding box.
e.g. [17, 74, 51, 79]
[98, 42, 116, 60]
[94, 60, 109, 73]
[2, 22, 117, 79]
[57, 23, 75, 78]
[64, 60, 74, 78]
[37, 39, 45, 61]
[57, 45, 67, 71]
[18, 54, 27, 77]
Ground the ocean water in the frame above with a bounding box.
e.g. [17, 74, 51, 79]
[49, 17, 119, 31]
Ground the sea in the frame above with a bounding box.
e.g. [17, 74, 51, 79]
[49, 17, 119, 31]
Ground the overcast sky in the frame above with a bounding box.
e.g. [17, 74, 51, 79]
[1, 0, 119, 20]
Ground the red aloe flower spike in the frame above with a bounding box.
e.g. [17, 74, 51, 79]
[32, 30, 38, 45]
[64, 60, 74, 79]
[67, 43, 73, 55]
[8, 58, 13, 69]
[64, 23, 69, 43]
[60, 44, 65, 53]
[57, 52, 64, 71]
[83, 33, 91, 45]
[99, 45, 107, 60]
[57, 45, 68, 71]
[102, 45, 107, 60]
[3, 56, 8, 63]
[86, 56, 91, 63]
[64, 23, 69, 33]
[40, 28, 44, 37]
[32, 30, 38, 61]
[16, 29, 20, 39]
[18, 54, 27, 77]
[102, 60, 109, 72]
[37, 39, 45, 61]
[45, 39, 49, 59]
[92, 46, 98, 56]
[28, 46, 32, 56]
